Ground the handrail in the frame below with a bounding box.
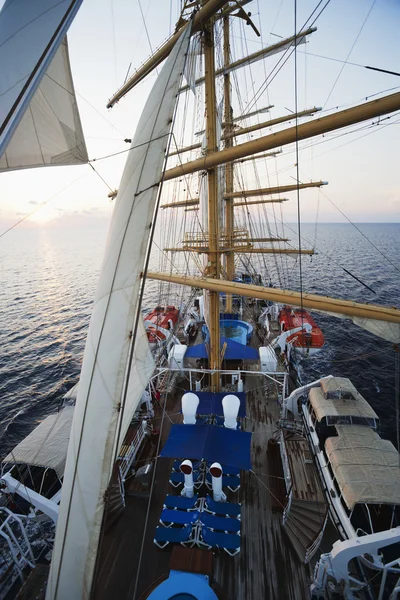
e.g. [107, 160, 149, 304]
[282, 487, 293, 524]
[118, 421, 148, 481]
[277, 430, 292, 494]
[304, 513, 329, 563]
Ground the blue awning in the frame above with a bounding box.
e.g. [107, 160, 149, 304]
[196, 392, 246, 417]
[160, 424, 252, 470]
[185, 337, 258, 360]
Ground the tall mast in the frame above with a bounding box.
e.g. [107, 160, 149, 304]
[223, 13, 234, 313]
[204, 14, 221, 390]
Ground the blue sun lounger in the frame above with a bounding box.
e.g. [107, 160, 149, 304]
[163, 494, 199, 511]
[169, 471, 203, 488]
[205, 473, 240, 492]
[200, 525, 240, 556]
[154, 523, 193, 549]
[200, 512, 240, 533]
[160, 509, 199, 527]
[204, 495, 241, 519]
[220, 465, 240, 476]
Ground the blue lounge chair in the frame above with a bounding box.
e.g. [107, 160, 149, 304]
[160, 509, 199, 527]
[200, 512, 240, 533]
[154, 524, 193, 549]
[169, 471, 203, 488]
[200, 525, 240, 556]
[163, 494, 199, 511]
[204, 495, 241, 519]
[205, 473, 240, 492]
[221, 465, 240, 476]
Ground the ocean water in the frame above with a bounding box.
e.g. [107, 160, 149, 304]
[0, 223, 398, 458]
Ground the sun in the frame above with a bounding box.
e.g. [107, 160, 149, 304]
[28, 205, 59, 224]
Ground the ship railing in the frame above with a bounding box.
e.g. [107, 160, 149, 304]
[304, 512, 329, 564]
[277, 430, 292, 495]
[118, 420, 148, 481]
[279, 418, 304, 435]
[282, 485, 293, 524]
[301, 406, 354, 539]
[0, 508, 36, 599]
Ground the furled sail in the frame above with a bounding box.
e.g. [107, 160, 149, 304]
[46, 23, 191, 600]
[0, 0, 87, 170]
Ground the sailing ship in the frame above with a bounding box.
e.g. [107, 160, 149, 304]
[1, 1, 400, 599]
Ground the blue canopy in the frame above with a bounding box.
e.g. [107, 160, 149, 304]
[160, 424, 252, 470]
[196, 392, 246, 417]
[185, 337, 258, 360]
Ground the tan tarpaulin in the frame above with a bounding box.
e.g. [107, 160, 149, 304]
[325, 425, 400, 509]
[3, 406, 73, 478]
[309, 378, 378, 422]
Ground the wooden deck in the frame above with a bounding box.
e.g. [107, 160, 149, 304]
[286, 436, 325, 504]
[93, 315, 316, 600]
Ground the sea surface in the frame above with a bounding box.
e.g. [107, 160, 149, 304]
[0, 223, 398, 458]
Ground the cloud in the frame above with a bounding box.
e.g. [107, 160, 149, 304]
[28, 200, 38, 205]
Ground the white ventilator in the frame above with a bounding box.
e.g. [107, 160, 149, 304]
[182, 392, 200, 424]
[180, 460, 194, 498]
[209, 462, 226, 503]
[222, 394, 240, 429]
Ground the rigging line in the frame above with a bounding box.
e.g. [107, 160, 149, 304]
[110, 0, 118, 90]
[273, 111, 400, 169]
[0, 170, 89, 240]
[297, 50, 400, 78]
[342, 269, 376, 294]
[42, 74, 127, 137]
[131, 389, 170, 600]
[138, 0, 158, 75]
[240, 0, 332, 119]
[317, 188, 400, 274]
[395, 346, 400, 460]
[323, 0, 377, 109]
[89, 162, 114, 193]
[0, 0, 65, 50]
[249, 469, 285, 509]
[294, 0, 304, 323]
[89, 132, 169, 162]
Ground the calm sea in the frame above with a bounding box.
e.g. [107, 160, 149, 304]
[0, 223, 398, 457]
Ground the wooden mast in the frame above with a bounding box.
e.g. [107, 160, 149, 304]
[223, 13, 234, 313]
[204, 12, 220, 390]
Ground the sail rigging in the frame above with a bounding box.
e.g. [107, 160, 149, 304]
[47, 24, 192, 599]
[0, 0, 88, 170]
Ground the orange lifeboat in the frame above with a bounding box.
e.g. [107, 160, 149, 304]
[278, 306, 324, 355]
[144, 305, 179, 346]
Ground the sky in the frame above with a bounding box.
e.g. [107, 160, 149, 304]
[1, 0, 400, 232]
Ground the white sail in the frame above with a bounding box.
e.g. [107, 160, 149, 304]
[0, 0, 87, 170]
[350, 317, 400, 343]
[60, 320, 155, 444]
[312, 310, 400, 343]
[119, 319, 155, 446]
[46, 23, 191, 600]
